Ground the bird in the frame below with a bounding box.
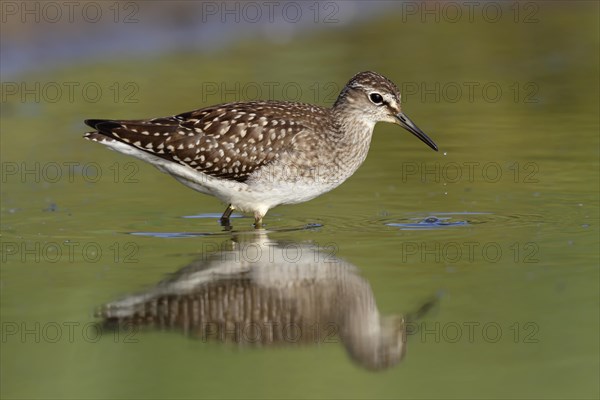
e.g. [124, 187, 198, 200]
[84, 71, 438, 227]
[98, 232, 411, 370]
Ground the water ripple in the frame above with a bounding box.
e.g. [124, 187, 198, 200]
[384, 212, 545, 230]
[127, 223, 323, 238]
[386, 215, 471, 230]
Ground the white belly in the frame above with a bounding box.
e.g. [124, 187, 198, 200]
[96, 138, 347, 216]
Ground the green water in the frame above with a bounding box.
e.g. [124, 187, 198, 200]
[1, 3, 599, 399]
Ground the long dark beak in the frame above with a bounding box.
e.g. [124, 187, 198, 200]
[396, 112, 438, 151]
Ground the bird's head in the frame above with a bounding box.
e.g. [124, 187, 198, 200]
[335, 71, 438, 151]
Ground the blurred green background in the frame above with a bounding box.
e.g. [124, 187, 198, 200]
[1, 1, 598, 399]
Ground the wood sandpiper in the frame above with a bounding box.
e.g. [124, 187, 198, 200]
[99, 232, 408, 370]
[84, 71, 438, 227]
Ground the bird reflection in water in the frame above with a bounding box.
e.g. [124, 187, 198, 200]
[98, 232, 434, 371]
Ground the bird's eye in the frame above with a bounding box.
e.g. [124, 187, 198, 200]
[369, 93, 384, 105]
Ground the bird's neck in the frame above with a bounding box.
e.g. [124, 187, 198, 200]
[332, 90, 376, 139]
[329, 105, 376, 171]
